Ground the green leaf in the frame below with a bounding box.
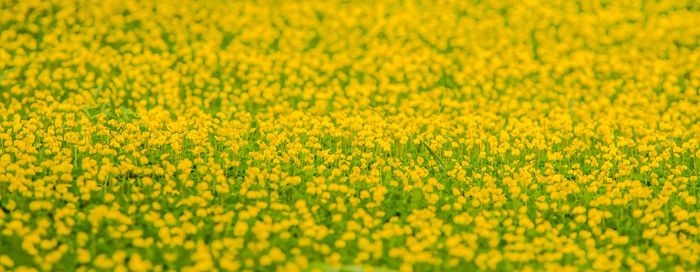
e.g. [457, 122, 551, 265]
[0, 67, 17, 83]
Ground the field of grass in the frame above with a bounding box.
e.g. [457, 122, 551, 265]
[1, 0, 699, 271]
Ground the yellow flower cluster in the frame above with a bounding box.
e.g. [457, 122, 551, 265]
[1, 0, 699, 271]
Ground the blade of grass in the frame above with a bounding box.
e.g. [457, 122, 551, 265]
[370, 106, 448, 170]
[422, 141, 447, 169]
[0, 67, 17, 84]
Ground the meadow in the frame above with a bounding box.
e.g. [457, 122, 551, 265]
[0, 0, 699, 271]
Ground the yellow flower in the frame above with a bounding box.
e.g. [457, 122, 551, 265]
[234, 222, 249, 237]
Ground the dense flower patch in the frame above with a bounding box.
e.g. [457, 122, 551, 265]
[0, 0, 699, 271]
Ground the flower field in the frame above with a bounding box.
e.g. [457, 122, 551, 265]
[1, 0, 699, 271]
